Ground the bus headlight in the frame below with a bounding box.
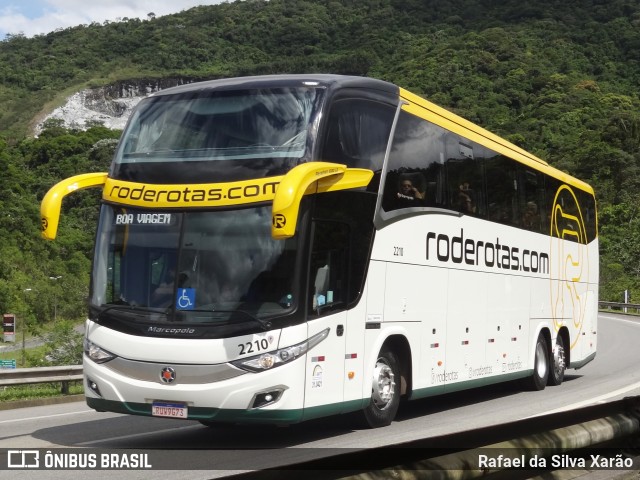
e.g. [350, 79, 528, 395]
[231, 328, 330, 373]
[84, 338, 116, 364]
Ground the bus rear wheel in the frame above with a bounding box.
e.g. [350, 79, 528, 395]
[548, 335, 566, 386]
[360, 348, 400, 428]
[525, 333, 549, 391]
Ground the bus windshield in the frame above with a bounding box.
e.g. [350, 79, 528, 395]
[115, 88, 320, 164]
[91, 205, 299, 330]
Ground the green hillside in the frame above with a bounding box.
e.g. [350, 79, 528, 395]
[1, 0, 639, 337]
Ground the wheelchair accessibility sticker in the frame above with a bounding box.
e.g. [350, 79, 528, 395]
[176, 288, 195, 310]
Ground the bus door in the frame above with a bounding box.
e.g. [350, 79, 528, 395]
[302, 221, 351, 418]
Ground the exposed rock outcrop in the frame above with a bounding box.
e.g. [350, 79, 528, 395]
[36, 77, 197, 134]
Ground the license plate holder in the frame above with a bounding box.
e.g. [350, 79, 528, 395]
[151, 401, 188, 419]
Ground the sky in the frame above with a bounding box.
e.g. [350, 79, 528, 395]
[0, 0, 227, 39]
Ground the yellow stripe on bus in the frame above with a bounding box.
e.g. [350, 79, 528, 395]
[399, 88, 594, 196]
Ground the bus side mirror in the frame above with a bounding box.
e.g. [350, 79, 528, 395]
[40, 172, 108, 240]
[271, 162, 373, 239]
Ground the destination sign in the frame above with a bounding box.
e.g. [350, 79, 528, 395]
[115, 213, 174, 226]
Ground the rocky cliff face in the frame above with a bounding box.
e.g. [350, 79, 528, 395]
[36, 77, 196, 134]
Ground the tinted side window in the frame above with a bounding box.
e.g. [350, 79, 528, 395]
[308, 220, 350, 316]
[382, 111, 448, 212]
[486, 155, 518, 226]
[309, 190, 377, 316]
[547, 178, 597, 244]
[580, 190, 598, 243]
[378, 108, 596, 242]
[321, 99, 395, 172]
[518, 168, 547, 234]
[444, 136, 490, 217]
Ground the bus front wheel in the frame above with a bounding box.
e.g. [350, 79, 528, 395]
[548, 335, 566, 386]
[360, 348, 400, 428]
[525, 333, 549, 391]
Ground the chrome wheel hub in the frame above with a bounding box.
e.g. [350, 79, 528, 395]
[553, 344, 566, 376]
[535, 341, 547, 378]
[372, 359, 395, 410]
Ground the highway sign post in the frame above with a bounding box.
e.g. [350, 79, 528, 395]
[3, 313, 15, 343]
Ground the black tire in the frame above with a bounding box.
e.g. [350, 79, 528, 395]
[525, 333, 549, 391]
[548, 334, 566, 386]
[360, 348, 401, 428]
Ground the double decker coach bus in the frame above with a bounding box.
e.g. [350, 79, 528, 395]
[41, 74, 597, 428]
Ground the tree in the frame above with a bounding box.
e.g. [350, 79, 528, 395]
[28, 320, 84, 367]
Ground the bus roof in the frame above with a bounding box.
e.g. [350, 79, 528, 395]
[150, 74, 399, 97]
[147, 74, 593, 196]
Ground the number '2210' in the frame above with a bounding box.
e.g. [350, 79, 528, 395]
[238, 339, 269, 355]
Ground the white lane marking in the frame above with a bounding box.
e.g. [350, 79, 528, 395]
[599, 314, 640, 325]
[0, 409, 95, 425]
[528, 380, 640, 418]
[76, 424, 202, 446]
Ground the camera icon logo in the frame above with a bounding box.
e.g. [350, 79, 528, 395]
[7, 450, 40, 468]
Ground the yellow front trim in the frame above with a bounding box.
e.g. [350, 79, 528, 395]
[40, 172, 108, 240]
[316, 168, 375, 193]
[101, 164, 374, 223]
[271, 162, 373, 239]
[40, 163, 372, 242]
[103, 176, 283, 208]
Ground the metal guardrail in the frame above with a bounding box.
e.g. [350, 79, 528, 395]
[599, 301, 640, 314]
[0, 364, 83, 394]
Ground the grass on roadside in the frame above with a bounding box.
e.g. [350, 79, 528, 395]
[0, 382, 84, 402]
[0, 344, 49, 366]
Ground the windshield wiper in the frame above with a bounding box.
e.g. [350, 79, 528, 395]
[186, 307, 272, 331]
[96, 303, 169, 320]
[234, 310, 273, 331]
[95, 303, 272, 331]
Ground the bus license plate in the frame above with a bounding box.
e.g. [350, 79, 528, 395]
[152, 401, 188, 419]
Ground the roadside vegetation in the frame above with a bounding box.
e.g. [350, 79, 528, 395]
[0, 320, 84, 402]
[0, 383, 83, 403]
[1, 319, 84, 367]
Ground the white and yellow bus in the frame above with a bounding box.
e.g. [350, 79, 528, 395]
[41, 75, 598, 428]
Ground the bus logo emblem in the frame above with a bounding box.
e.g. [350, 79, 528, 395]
[160, 367, 176, 384]
[273, 214, 286, 228]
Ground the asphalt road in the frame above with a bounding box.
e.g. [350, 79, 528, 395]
[1, 312, 639, 480]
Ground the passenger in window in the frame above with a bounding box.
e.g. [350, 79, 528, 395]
[396, 179, 425, 204]
[458, 182, 476, 213]
[522, 201, 540, 230]
[492, 206, 513, 224]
